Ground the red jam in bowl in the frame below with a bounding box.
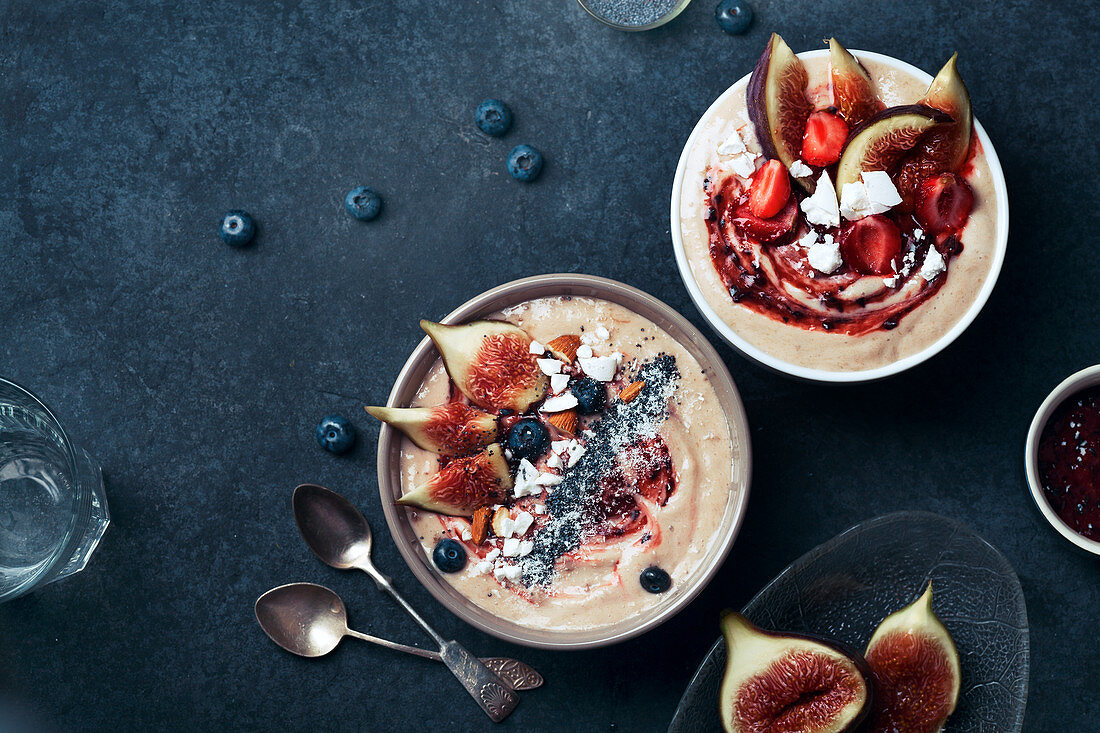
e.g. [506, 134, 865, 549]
[1038, 385, 1100, 542]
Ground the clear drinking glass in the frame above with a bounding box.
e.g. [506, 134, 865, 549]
[0, 378, 109, 602]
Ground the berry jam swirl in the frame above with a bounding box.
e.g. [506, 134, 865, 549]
[703, 169, 961, 336]
[1038, 386, 1100, 542]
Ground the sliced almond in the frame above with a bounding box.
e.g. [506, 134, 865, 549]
[470, 507, 491, 545]
[545, 335, 581, 363]
[546, 409, 578, 435]
[618, 380, 645, 403]
[491, 506, 510, 537]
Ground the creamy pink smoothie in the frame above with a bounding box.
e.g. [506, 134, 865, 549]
[677, 54, 1000, 372]
[397, 296, 740, 631]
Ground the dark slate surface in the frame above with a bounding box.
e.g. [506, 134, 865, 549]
[2, 0, 1097, 730]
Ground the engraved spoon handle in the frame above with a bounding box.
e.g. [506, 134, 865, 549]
[343, 630, 543, 691]
[440, 640, 520, 723]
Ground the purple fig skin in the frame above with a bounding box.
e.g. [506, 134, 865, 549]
[844, 104, 954, 145]
[747, 39, 779, 162]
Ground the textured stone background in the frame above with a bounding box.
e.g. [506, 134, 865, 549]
[2, 0, 1098, 730]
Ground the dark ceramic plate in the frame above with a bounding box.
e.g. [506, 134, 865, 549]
[668, 511, 1029, 732]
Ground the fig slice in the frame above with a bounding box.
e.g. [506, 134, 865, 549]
[748, 33, 813, 189]
[896, 55, 974, 206]
[364, 403, 499, 456]
[719, 612, 872, 733]
[420, 319, 548, 413]
[395, 442, 512, 516]
[835, 105, 952, 193]
[864, 583, 961, 733]
[828, 38, 881, 127]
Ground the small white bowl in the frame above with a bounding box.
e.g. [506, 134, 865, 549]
[669, 49, 1010, 383]
[1024, 365, 1100, 556]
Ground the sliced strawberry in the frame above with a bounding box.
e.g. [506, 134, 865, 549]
[732, 195, 798, 244]
[801, 111, 849, 167]
[915, 172, 974, 236]
[749, 159, 792, 218]
[838, 214, 903, 275]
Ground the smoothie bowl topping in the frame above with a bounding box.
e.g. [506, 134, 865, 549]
[704, 34, 978, 335]
[370, 293, 741, 634]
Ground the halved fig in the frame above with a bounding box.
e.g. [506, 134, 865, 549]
[864, 583, 961, 733]
[748, 34, 813, 188]
[835, 105, 952, 193]
[896, 55, 974, 206]
[395, 443, 512, 516]
[365, 403, 499, 455]
[420, 319, 548, 412]
[719, 612, 872, 733]
[829, 38, 881, 127]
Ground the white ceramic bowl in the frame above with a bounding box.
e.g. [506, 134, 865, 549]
[670, 49, 1010, 383]
[1024, 365, 1100, 556]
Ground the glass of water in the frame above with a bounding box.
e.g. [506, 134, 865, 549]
[0, 377, 109, 602]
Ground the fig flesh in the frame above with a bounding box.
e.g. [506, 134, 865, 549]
[748, 34, 813, 188]
[365, 403, 499, 455]
[719, 612, 872, 733]
[828, 38, 880, 127]
[835, 105, 952, 194]
[420, 319, 548, 413]
[864, 583, 960, 733]
[396, 442, 512, 516]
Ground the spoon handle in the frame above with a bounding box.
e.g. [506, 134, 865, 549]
[440, 640, 520, 723]
[363, 568, 447, 647]
[345, 629, 440, 661]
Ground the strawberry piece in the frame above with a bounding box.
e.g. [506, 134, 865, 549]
[838, 214, 903, 275]
[749, 159, 792, 218]
[732, 195, 798, 244]
[801, 111, 849, 167]
[915, 173, 974, 236]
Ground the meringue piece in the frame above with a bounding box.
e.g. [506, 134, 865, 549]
[512, 511, 534, 536]
[800, 171, 840, 228]
[789, 159, 814, 178]
[502, 537, 521, 557]
[578, 355, 620, 382]
[576, 344, 594, 359]
[541, 392, 579, 412]
[528, 340, 544, 355]
[550, 373, 570, 394]
[717, 127, 748, 156]
[536, 358, 563, 375]
[920, 246, 947, 281]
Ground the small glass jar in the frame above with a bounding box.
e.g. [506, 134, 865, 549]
[576, 0, 692, 31]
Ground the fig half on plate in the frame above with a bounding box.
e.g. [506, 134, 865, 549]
[719, 612, 872, 733]
[748, 33, 813, 187]
[835, 105, 952, 193]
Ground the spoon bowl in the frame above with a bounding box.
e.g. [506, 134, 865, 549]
[293, 483, 374, 570]
[255, 582, 348, 657]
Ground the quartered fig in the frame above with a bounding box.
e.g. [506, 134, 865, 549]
[835, 105, 952, 193]
[719, 612, 872, 733]
[896, 55, 974, 206]
[829, 38, 881, 127]
[748, 34, 813, 189]
[420, 319, 548, 413]
[364, 403, 499, 456]
[395, 443, 513, 516]
[864, 583, 960, 733]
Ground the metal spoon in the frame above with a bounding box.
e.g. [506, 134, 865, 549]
[292, 483, 521, 722]
[254, 583, 542, 691]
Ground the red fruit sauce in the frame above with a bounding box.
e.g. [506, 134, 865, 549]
[704, 171, 960, 335]
[1038, 386, 1100, 541]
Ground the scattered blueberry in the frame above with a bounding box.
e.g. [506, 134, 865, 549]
[219, 210, 256, 247]
[506, 418, 549, 462]
[715, 0, 753, 35]
[433, 538, 467, 573]
[506, 144, 543, 182]
[639, 566, 672, 594]
[571, 377, 607, 415]
[345, 186, 383, 221]
[315, 415, 356, 454]
[475, 99, 513, 137]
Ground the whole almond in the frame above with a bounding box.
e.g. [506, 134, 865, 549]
[491, 506, 510, 537]
[546, 409, 578, 435]
[618, 380, 645, 403]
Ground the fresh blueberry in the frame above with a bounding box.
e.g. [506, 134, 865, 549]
[219, 210, 256, 247]
[715, 0, 753, 35]
[345, 186, 383, 221]
[506, 418, 549, 462]
[475, 99, 513, 137]
[315, 415, 356, 454]
[570, 377, 607, 415]
[639, 566, 672, 594]
[506, 144, 543, 182]
[433, 538, 467, 573]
